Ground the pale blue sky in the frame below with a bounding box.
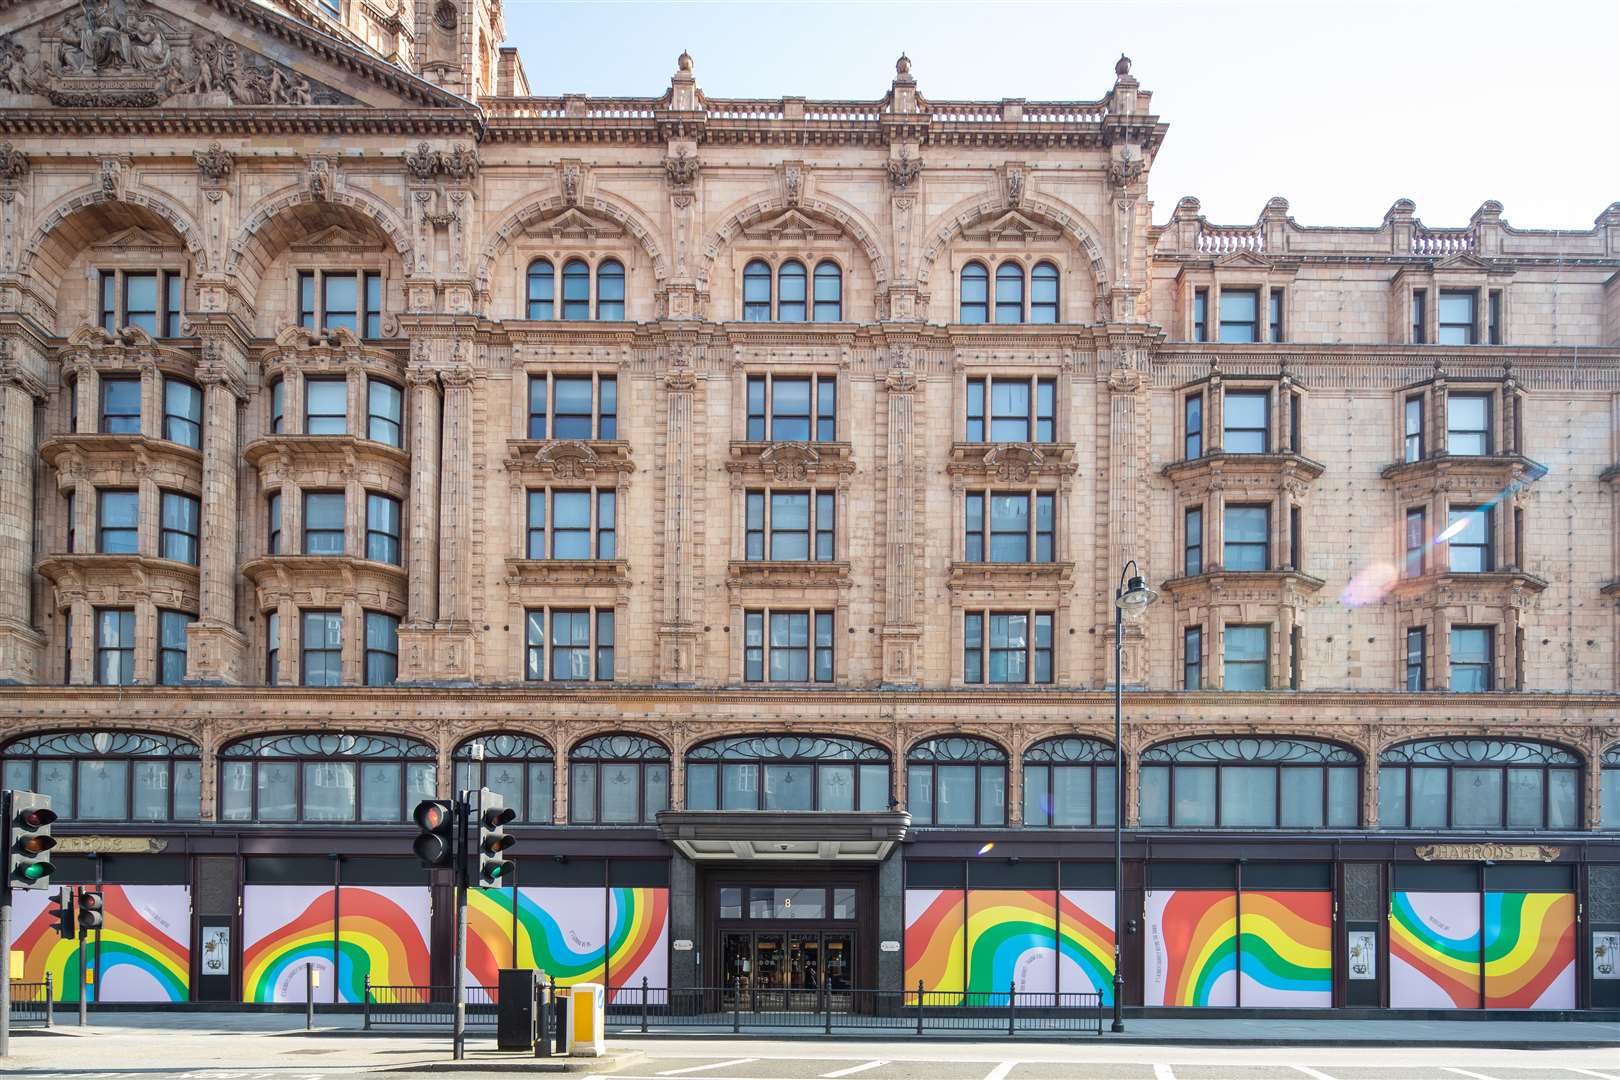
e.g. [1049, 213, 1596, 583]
[499, 0, 1618, 230]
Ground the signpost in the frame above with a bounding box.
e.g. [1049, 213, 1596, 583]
[2, 789, 58, 1058]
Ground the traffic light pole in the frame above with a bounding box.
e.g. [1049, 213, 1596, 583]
[77, 892, 87, 1028]
[2, 878, 13, 1058]
[452, 793, 469, 1062]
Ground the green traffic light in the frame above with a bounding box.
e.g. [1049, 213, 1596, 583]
[483, 863, 512, 880]
[18, 862, 52, 882]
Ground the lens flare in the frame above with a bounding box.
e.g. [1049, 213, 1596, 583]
[977, 842, 995, 856]
[1340, 561, 1398, 608]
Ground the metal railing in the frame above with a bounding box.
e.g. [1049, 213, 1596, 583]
[362, 978, 496, 1029]
[604, 978, 1102, 1036]
[9, 976, 53, 1027]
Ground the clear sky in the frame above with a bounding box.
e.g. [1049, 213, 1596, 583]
[499, 0, 1618, 231]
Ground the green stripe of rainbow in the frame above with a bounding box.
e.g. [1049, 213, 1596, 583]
[1484, 892, 1575, 1009]
[1152, 890, 1237, 1007]
[1236, 891, 1332, 1004]
[14, 886, 188, 1003]
[242, 891, 336, 1004]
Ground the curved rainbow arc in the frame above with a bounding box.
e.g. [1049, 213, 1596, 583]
[1484, 892, 1575, 1009]
[513, 889, 606, 985]
[243, 893, 336, 1004]
[904, 890, 965, 994]
[466, 888, 518, 992]
[13, 906, 87, 1002]
[1056, 892, 1114, 1003]
[966, 890, 1057, 995]
[1156, 891, 1237, 1007]
[606, 887, 668, 990]
[334, 888, 431, 1004]
[94, 886, 189, 1002]
[1236, 891, 1331, 1003]
[1389, 891, 1480, 1008]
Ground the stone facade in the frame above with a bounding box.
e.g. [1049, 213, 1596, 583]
[0, 0, 1618, 837]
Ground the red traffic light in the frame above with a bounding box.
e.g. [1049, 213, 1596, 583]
[480, 806, 517, 830]
[414, 801, 448, 830]
[18, 807, 57, 830]
[79, 891, 104, 912]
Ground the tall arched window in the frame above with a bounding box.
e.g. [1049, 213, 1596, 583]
[1602, 745, 1620, 829]
[526, 258, 554, 320]
[743, 260, 772, 321]
[1, 732, 201, 822]
[1379, 739, 1580, 830]
[568, 734, 669, 824]
[777, 260, 807, 321]
[561, 259, 591, 320]
[995, 263, 1026, 324]
[218, 733, 435, 823]
[1022, 737, 1115, 827]
[1031, 261, 1059, 323]
[907, 736, 1006, 826]
[595, 259, 625, 320]
[959, 262, 989, 323]
[1139, 737, 1360, 828]
[813, 261, 843, 322]
[686, 735, 890, 812]
[454, 734, 555, 824]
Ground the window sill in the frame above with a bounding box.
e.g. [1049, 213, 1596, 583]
[37, 552, 201, 591]
[727, 560, 850, 589]
[727, 441, 854, 483]
[1380, 452, 1545, 482]
[1163, 450, 1325, 482]
[1389, 568, 1548, 599]
[41, 433, 203, 478]
[505, 557, 630, 589]
[505, 439, 634, 481]
[241, 555, 408, 612]
[948, 442, 1077, 483]
[1159, 567, 1325, 596]
[948, 560, 1074, 589]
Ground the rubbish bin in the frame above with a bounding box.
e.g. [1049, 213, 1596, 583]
[497, 968, 539, 1050]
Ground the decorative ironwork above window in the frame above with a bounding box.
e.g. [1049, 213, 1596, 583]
[1379, 738, 1577, 766]
[222, 733, 433, 759]
[688, 735, 890, 762]
[569, 734, 669, 761]
[907, 736, 1006, 763]
[3, 731, 197, 758]
[1143, 737, 1359, 765]
[454, 734, 554, 761]
[1604, 744, 1620, 766]
[1023, 737, 1115, 764]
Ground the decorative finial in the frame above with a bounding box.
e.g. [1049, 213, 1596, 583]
[677, 50, 693, 73]
[896, 53, 912, 77]
[1115, 53, 1132, 77]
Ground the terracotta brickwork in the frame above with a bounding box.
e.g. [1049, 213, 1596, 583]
[0, 2, 1617, 829]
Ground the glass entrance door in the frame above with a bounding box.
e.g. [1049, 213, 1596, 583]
[720, 930, 858, 1010]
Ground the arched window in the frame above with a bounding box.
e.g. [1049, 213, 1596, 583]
[454, 734, 555, 824]
[813, 261, 843, 322]
[595, 259, 625, 321]
[569, 734, 669, 824]
[907, 736, 1006, 826]
[1379, 739, 1580, 831]
[776, 260, 807, 321]
[686, 735, 890, 812]
[218, 732, 435, 824]
[959, 262, 989, 323]
[526, 258, 554, 320]
[1, 731, 200, 822]
[1139, 737, 1360, 828]
[1022, 737, 1115, 827]
[1031, 261, 1059, 324]
[995, 263, 1025, 324]
[561, 259, 591, 320]
[743, 260, 772, 321]
[1602, 745, 1620, 829]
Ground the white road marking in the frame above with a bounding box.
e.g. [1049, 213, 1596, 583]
[1562, 1072, 1620, 1080]
[1154, 1066, 1177, 1080]
[1293, 1068, 1338, 1080]
[981, 1064, 1018, 1080]
[656, 1061, 761, 1077]
[1445, 1070, 1502, 1080]
[821, 1063, 890, 1079]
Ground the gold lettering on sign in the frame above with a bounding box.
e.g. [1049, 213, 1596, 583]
[1414, 843, 1560, 863]
[53, 836, 169, 854]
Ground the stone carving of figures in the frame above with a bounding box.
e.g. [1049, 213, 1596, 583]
[126, 8, 171, 72]
[286, 72, 312, 105]
[0, 36, 32, 93]
[60, 0, 132, 74]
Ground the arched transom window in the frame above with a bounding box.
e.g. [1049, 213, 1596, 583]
[454, 734, 555, 825]
[685, 735, 890, 813]
[1022, 736, 1116, 828]
[525, 257, 626, 321]
[1379, 739, 1580, 831]
[568, 734, 669, 825]
[906, 736, 1007, 826]
[743, 259, 843, 322]
[219, 733, 435, 823]
[2, 731, 200, 822]
[959, 260, 1059, 324]
[1139, 737, 1360, 829]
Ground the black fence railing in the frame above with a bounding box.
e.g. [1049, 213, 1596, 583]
[9, 977, 53, 1027]
[362, 980, 497, 1029]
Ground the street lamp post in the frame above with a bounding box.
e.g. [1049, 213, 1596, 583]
[1112, 559, 1157, 1034]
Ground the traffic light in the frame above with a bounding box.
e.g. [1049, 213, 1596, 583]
[477, 792, 517, 886]
[6, 789, 58, 890]
[411, 799, 456, 869]
[77, 889, 105, 932]
[49, 886, 76, 939]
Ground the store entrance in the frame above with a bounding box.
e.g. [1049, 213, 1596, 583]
[721, 929, 854, 1009]
[703, 871, 873, 1008]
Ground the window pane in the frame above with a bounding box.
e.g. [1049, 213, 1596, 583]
[645, 764, 669, 816]
[1327, 767, 1358, 827]
[1505, 768, 1543, 828]
[817, 763, 855, 811]
[1139, 765, 1168, 826]
[77, 760, 129, 820]
[722, 763, 758, 810]
[306, 379, 348, 434]
[1172, 765, 1216, 826]
[859, 764, 889, 812]
[219, 761, 252, 821]
[303, 761, 357, 821]
[599, 763, 639, 822]
[1410, 768, 1447, 828]
[907, 764, 932, 824]
[980, 766, 1006, 825]
[1380, 766, 1407, 827]
[1052, 766, 1092, 827]
[935, 764, 976, 825]
[1548, 769, 1579, 829]
[256, 763, 297, 821]
[764, 764, 813, 811]
[174, 761, 201, 821]
[130, 762, 169, 821]
[359, 762, 403, 822]
[1220, 765, 1278, 827]
[570, 763, 597, 822]
[1452, 767, 1503, 828]
[482, 761, 526, 823]
[1280, 767, 1324, 828]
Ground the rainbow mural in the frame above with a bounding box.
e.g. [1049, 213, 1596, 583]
[334, 887, 431, 1004]
[966, 890, 1057, 997]
[514, 887, 607, 985]
[243, 886, 337, 1004]
[608, 887, 670, 1001]
[466, 887, 519, 992]
[1145, 890, 1238, 1007]
[1484, 892, 1576, 1009]
[903, 889, 965, 994]
[1237, 891, 1332, 1007]
[1389, 891, 1481, 1009]
[1057, 890, 1115, 1003]
[10, 886, 189, 1003]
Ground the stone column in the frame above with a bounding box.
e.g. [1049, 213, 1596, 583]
[1101, 341, 1153, 686]
[0, 344, 46, 682]
[880, 347, 920, 685]
[188, 354, 248, 683]
[658, 351, 698, 681]
[436, 366, 473, 627]
[405, 364, 441, 624]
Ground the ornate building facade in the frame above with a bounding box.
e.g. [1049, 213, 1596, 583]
[0, 0, 1618, 1014]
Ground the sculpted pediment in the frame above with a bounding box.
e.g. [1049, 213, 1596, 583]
[1213, 250, 1270, 269]
[93, 225, 176, 250]
[521, 206, 625, 241]
[743, 208, 838, 242]
[291, 225, 386, 253]
[962, 210, 1060, 244]
[1432, 252, 1494, 272]
[0, 0, 465, 110]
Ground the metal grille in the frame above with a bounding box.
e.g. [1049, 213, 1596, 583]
[1342, 863, 1381, 922]
[364, 984, 497, 1028]
[194, 856, 236, 915]
[9, 980, 52, 1027]
[1590, 866, 1620, 924]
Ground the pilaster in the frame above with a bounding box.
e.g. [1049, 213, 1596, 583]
[188, 337, 250, 684]
[658, 344, 699, 682]
[0, 330, 46, 682]
[880, 345, 921, 684]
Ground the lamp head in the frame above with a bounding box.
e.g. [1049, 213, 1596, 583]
[1116, 573, 1158, 623]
